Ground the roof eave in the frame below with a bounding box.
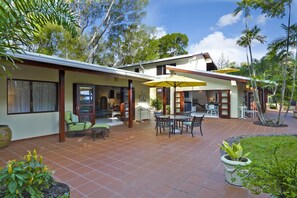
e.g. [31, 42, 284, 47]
[9, 52, 157, 81]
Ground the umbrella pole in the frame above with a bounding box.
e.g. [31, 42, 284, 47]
[174, 86, 176, 114]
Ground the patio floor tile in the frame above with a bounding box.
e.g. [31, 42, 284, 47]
[87, 187, 117, 198]
[1, 111, 296, 197]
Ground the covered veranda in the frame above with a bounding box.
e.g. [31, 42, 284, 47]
[1, 111, 296, 197]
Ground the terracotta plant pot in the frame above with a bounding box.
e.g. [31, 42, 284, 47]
[0, 125, 12, 149]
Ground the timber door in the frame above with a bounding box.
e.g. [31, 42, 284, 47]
[175, 91, 184, 114]
[218, 90, 230, 118]
[120, 87, 135, 121]
[73, 84, 95, 125]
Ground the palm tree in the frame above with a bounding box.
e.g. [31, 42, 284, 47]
[233, 0, 252, 65]
[237, 26, 267, 123]
[0, 0, 77, 77]
[268, 23, 297, 123]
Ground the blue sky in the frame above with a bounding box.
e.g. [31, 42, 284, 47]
[143, 0, 297, 65]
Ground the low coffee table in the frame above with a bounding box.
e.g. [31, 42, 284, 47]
[90, 124, 110, 141]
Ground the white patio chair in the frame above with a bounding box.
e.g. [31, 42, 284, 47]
[207, 104, 218, 116]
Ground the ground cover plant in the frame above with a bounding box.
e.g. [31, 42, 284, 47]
[240, 135, 297, 163]
[240, 135, 297, 197]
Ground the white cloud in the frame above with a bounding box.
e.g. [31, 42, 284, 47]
[256, 14, 268, 25]
[216, 12, 242, 27]
[189, 31, 266, 64]
[154, 26, 167, 39]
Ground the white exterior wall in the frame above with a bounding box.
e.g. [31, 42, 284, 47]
[0, 65, 150, 140]
[122, 55, 207, 75]
[0, 65, 59, 140]
[169, 72, 240, 118]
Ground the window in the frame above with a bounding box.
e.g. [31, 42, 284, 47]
[134, 68, 139, 73]
[7, 79, 58, 114]
[156, 65, 163, 75]
[156, 63, 176, 75]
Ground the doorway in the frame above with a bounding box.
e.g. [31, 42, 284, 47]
[73, 84, 135, 126]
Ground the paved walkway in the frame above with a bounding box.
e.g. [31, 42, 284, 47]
[1, 111, 296, 197]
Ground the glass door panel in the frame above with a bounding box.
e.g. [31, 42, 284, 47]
[219, 90, 230, 118]
[74, 84, 95, 125]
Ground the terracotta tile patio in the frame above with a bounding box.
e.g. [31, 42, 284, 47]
[1, 111, 296, 197]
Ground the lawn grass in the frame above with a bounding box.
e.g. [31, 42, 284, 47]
[240, 135, 297, 164]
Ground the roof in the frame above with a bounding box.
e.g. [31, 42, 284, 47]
[10, 52, 157, 81]
[167, 66, 276, 85]
[117, 52, 217, 70]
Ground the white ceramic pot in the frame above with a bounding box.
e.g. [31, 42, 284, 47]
[221, 154, 252, 186]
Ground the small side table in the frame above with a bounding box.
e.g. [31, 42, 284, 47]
[91, 124, 110, 141]
[238, 106, 247, 119]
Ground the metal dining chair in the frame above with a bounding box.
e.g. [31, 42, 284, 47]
[154, 111, 163, 129]
[155, 116, 174, 137]
[181, 115, 204, 137]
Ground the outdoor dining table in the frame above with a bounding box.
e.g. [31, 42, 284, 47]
[159, 115, 191, 134]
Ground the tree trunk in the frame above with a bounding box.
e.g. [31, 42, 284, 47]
[248, 45, 267, 124]
[277, 2, 291, 124]
[282, 2, 293, 123]
[86, 0, 115, 62]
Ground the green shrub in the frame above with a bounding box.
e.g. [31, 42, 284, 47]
[166, 105, 170, 114]
[269, 103, 277, 109]
[242, 148, 297, 198]
[0, 150, 53, 197]
[151, 98, 162, 110]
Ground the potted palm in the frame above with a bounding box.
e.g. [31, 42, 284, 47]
[220, 141, 251, 186]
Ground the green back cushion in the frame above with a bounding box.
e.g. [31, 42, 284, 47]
[65, 111, 72, 124]
[71, 113, 79, 123]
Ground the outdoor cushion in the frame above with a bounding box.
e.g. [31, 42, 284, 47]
[85, 122, 92, 130]
[65, 111, 92, 133]
[182, 121, 192, 126]
[68, 123, 86, 131]
[71, 113, 79, 123]
[91, 124, 109, 129]
[65, 111, 72, 124]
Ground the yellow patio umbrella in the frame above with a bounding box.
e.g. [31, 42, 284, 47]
[143, 74, 206, 114]
[212, 68, 240, 74]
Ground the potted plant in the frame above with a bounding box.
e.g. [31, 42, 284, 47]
[151, 98, 162, 111]
[0, 125, 12, 149]
[0, 150, 70, 197]
[220, 140, 251, 186]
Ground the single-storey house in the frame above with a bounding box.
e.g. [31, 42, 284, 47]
[1, 52, 269, 141]
[0, 52, 156, 141]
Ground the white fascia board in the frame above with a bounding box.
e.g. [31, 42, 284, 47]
[167, 66, 277, 85]
[118, 53, 207, 69]
[10, 52, 157, 81]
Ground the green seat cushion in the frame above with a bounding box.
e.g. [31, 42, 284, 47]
[85, 122, 92, 130]
[183, 122, 192, 126]
[69, 122, 86, 131]
[92, 124, 109, 129]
